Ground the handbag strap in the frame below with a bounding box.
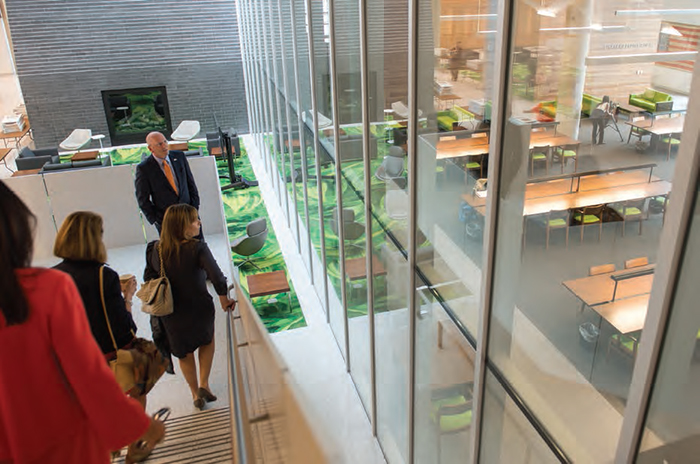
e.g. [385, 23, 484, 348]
[157, 241, 165, 278]
[99, 265, 119, 353]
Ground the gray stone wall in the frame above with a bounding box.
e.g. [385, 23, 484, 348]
[6, 0, 249, 148]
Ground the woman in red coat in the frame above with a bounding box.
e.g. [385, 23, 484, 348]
[0, 180, 165, 463]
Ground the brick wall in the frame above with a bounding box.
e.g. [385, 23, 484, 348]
[6, 0, 249, 148]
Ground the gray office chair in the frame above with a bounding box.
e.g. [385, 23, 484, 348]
[330, 208, 364, 252]
[375, 155, 406, 188]
[230, 218, 268, 270]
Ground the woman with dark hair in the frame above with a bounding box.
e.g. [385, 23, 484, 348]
[144, 203, 235, 409]
[0, 181, 164, 463]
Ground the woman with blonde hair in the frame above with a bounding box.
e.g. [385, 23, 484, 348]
[53, 211, 161, 463]
[144, 204, 235, 409]
[0, 181, 164, 463]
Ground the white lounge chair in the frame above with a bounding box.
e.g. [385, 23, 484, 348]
[302, 111, 332, 129]
[171, 120, 201, 141]
[391, 101, 422, 119]
[59, 129, 92, 151]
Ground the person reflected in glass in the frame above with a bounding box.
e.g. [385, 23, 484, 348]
[143, 204, 236, 410]
[449, 41, 463, 82]
[591, 95, 611, 145]
[0, 181, 164, 463]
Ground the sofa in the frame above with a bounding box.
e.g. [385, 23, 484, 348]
[41, 156, 111, 172]
[15, 146, 60, 171]
[535, 93, 602, 120]
[437, 105, 476, 132]
[629, 88, 673, 113]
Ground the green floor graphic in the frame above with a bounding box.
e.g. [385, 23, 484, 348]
[107, 140, 306, 333]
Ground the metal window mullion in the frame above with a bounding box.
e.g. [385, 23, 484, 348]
[328, 0, 350, 361]
[234, 0, 253, 136]
[468, 0, 516, 461]
[261, 0, 282, 200]
[407, 0, 418, 459]
[298, 0, 315, 280]
[304, 0, 329, 318]
[249, 0, 266, 163]
[289, 0, 304, 255]
[252, 0, 272, 171]
[358, 0, 377, 436]
[615, 60, 700, 464]
[259, 0, 281, 196]
[277, 0, 301, 258]
[267, 0, 291, 225]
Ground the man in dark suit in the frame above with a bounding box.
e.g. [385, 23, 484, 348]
[135, 131, 200, 234]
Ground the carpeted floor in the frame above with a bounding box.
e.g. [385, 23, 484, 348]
[107, 139, 307, 333]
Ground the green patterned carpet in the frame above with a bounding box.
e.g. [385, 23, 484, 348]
[108, 140, 306, 333]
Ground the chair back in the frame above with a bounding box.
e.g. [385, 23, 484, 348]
[246, 218, 268, 237]
[589, 264, 616, 276]
[471, 132, 488, 139]
[383, 156, 405, 178]
[582, 204, 605, 216]
[625, 256, 648, 269]
[530, 145, 549, 155]
[232, 219, 268, 257]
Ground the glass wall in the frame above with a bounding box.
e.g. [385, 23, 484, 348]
[487, 2, 695, 462]
[637, 182, 700, 461]
[237, 0, 700, 462]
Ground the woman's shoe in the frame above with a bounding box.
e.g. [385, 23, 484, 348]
[197, 387, 217, 403]
[194, 397, 205, 410]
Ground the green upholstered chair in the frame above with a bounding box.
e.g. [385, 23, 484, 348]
[552, 143, 579, 173]
[608, 330, 642, 360]
[529, 145, 549, 176]
[573, 204, 604, 242]
[529, 210, 570, 250]
[649, 195, 669, 224]
[661, 132, 681, 160]
[611, 198, 646, 237]
[431, 383, 474, 464]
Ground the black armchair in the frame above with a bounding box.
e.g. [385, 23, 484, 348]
[15, 147, 59, 171]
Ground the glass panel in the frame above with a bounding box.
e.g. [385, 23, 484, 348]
[488, 3, 693, 461]
[414, 275, 476, 464]
[279, 0, 301, 246]
[366, 0, 410, 461]
[309, 0, 329, 303]
[638, 186, 700, 462]
[415, 0, 497, 345]
[294, 0, 314, 273]
[480, 370, 561, 464]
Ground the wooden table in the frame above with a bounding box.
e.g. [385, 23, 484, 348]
[562, 264, 655, 308]
[246, 270, 291, 312]
[0, 117, 32, 150]
[0, 148, 12, 172]
[434, 93, 461, 110]
[345, 255, 387, 281]
[168, 141, 189, 151]
[626, 115, 685, 137]
[11, 168, 40, 177]
[71, 150, 99, 161]
[592, 294, 650, 334]
[462, 175, 670, 217]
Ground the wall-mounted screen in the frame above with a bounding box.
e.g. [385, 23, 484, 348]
[101, 86, 172, 146]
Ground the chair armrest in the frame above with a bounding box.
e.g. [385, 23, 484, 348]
[16, 156, 51, 171]
[655, 100, 674, 112]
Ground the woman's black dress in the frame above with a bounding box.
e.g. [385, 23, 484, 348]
[144, 240, 227, 358]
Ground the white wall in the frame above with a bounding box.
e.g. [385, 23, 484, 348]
[5, 156, 226, 264]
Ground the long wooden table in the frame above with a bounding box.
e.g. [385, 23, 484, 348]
[563, 264, 654, 307]
[563, 264, 655, 335]
[626, 115, 685, 137]
[435, 131, 580, 165]
[461, 171, 670, 216]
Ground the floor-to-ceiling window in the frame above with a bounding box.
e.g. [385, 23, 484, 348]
[238, 0, 700, 462]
